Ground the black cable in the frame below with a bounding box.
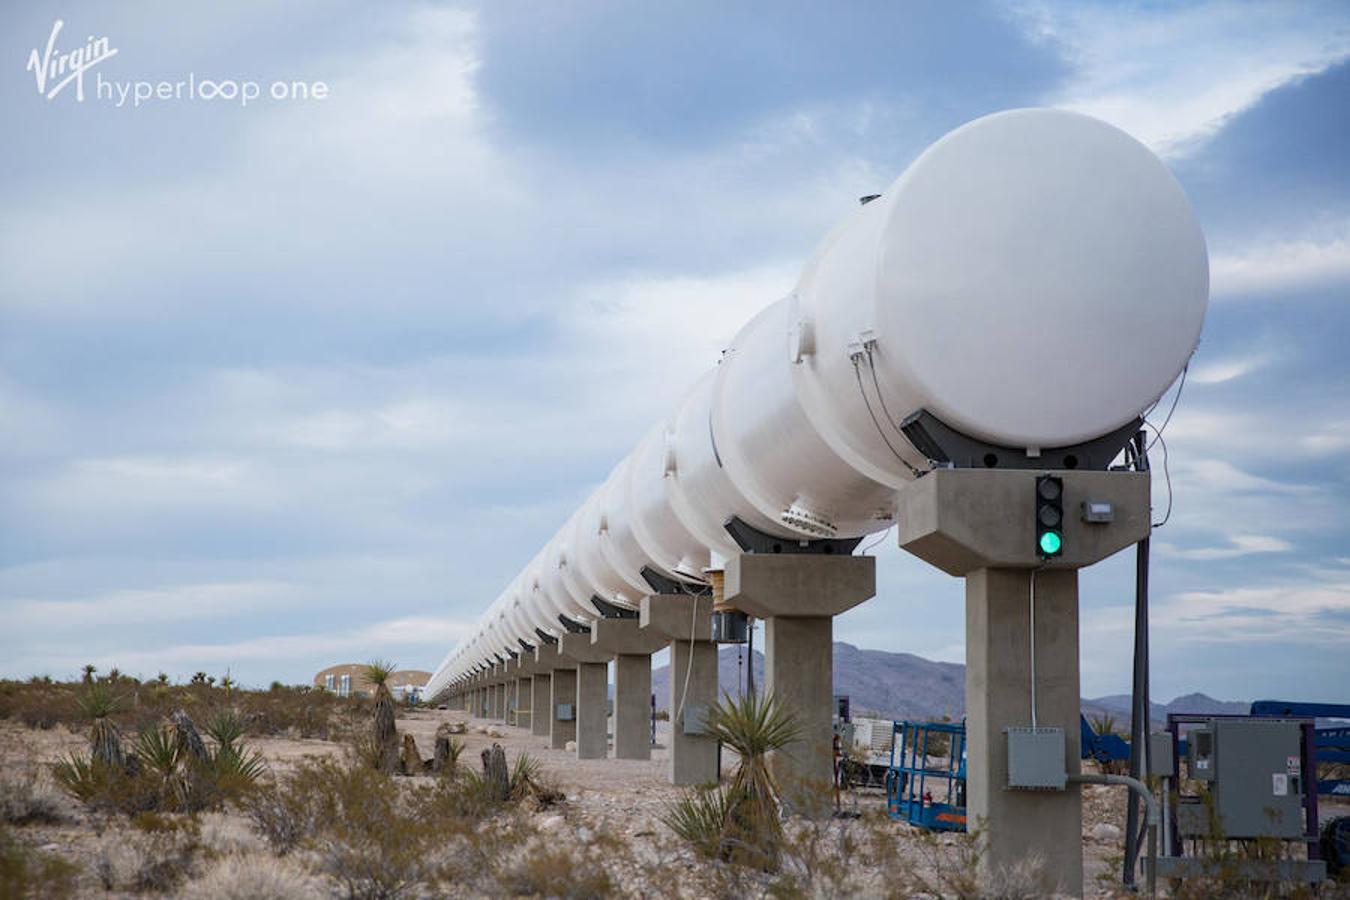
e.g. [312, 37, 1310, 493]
[853, 358, 921, 475]
[864, 347, 928, 476]
[1148, 426, 1173, 529]
[1147, 365, 1187, 451]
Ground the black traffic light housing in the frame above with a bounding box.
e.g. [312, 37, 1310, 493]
[1035, 475, 1064, 559]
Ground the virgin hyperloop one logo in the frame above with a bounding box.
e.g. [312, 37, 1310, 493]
[25, 19, 328, 108]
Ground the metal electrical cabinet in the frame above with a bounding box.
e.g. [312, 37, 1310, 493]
[1177, 719, 1305, 840]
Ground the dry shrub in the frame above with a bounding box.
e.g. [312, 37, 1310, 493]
[246, 755, 554, 898]
[95, 825, 200, 893]
[197, 812, 266, 856]
[495, 843, 614, 899]
[0, 824, 80, 899]
[0, 677, 362, 742]
[180, 852, 323, 900]
[0, 770, 66, 826]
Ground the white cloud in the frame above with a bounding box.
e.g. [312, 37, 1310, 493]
[6, 615, 474, 685]
[1013, 2, 1350, 157]
[1188, 354, 1272, 385]
[1158, 534, 1293, 561]
[7, 580, 306, 629]
[1211, 234, 1350, 298]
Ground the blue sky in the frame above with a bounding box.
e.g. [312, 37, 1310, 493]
[2, 1, 1347, 701]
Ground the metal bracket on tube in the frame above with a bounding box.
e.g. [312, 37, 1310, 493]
[640, 565, 712, 596]
[900, 409, 1142, 472]
[723, 516, 864, 556]
[534, 628, 558, 645]
[517, 639, 536, 653]
[591, 595, 639, 619]
[506, 649, 518, 660]
[558, 615, 591, 635]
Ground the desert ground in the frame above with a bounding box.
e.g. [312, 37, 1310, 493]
[2, 696, 1344, 898]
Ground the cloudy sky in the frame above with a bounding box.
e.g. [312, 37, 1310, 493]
[2, 1, 1347, 701]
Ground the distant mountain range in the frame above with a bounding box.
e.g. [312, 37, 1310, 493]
[650, 642, 1246, 724]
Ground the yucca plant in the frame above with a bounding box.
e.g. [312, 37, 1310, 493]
[364, 659, 399, 772]
[81, 664, 97, 684]
[203, 710, 247, 754]
[508, 752, 541, 800]
[204, 708, 265, 792]
[51, 753, 112, 803]
[78, 683, 126, 769]
[135, 724, 191, 809]
[666, 786, 734, 858]
[674, 691, 801, 869]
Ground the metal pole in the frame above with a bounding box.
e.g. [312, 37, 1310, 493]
[1123, 430, 1153, 888]
[746, 616, 756, 696]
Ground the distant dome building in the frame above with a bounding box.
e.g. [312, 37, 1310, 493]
[312, 665, 432, 702]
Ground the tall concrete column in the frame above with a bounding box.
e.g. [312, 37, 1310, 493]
[549, 667, 577, 750]
[531, 671, 552, 738]
[576, 661, 608, 758]
[613, 653, 652, 759]
[968, 567, 1081, 895]
[896, 467, 1151, 898]
[641, 593, 719, 785]
[670, 638, 719, 785]
[763, 615, 835, 814]
[725, 553, 875, 818]
[515, 676, 533, 729]
[558, 634, 612, 759]
[591, 618, 665, 760]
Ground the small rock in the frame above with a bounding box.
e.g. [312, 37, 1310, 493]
[577, 826, 593, 842]
[38, 843, 59, 852]
[565, 740, 577, 752]
[1091, 823, 1122, 842]
[538, 815, 565, 832]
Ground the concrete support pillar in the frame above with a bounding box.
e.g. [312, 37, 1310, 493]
[641, 594, 719, 785]
[763, 615, 835, 817]
[515, 676, 532, 730]
[591, 618, 665, 761]
[967, 567, 1082, 895]
[725, 554, 876, 817]
[558, 633, 615, 760]
[668, 638, 719, 785]
[896, 467, 1152, 898]
[549, 668, 577, 750]
[613, 654, 652, 759]
[531, 672, 551, 738]
[575, 661, 608, 759]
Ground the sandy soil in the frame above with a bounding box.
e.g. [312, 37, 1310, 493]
[4, 711, 1344, 898]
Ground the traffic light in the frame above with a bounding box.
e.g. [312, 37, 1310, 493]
[1035, 475, 1064, 559]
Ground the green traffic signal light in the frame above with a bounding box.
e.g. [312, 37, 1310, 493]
[1039, 531, 1062, 556]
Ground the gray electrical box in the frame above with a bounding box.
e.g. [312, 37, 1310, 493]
[555, 703, 575, 722]
[1177, 719, 1305, 840]
[1149, 731, 1174, 775]
[1005, 727, 1066, 790]
[683, 704, 711, 735]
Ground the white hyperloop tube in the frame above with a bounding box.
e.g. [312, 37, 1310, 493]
[429, 108, 1209, 695]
